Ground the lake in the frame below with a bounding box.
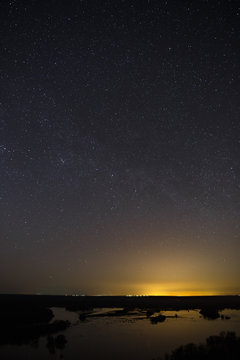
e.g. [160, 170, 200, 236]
[0, 307, 240, 359]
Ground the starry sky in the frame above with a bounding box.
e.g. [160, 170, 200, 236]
[0, 0, 240, 295]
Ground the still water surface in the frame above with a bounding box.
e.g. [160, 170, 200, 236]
[1, 308, 240, 359]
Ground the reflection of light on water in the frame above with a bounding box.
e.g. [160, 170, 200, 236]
[50, 307, 79, 323]
[0, 308, 240, 360]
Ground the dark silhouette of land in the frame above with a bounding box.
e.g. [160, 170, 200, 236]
[0, 297, 70, 347]
[150, 314, 167, 324]
[160, 332, 240, 360]
[0, 294, 239, 310]
[0, 294, 239, 349]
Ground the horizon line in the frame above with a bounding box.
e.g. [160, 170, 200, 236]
[0, 293, 239, 297]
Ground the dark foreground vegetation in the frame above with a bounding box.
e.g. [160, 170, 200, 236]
[161, 332, 240, 360]
[0, 301, 70, 347]
[0, 318, 70, 346]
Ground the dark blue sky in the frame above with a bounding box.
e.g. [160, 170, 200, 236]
[0, 0, 239, 295]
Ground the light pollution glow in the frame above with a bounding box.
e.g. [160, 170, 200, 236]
[35, 253, 239, 296]
[3, 228, 239, 296]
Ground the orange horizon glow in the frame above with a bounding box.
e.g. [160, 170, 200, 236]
[90, 290, 239, 297]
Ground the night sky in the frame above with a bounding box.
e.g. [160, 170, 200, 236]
[1, 0, 240, 296]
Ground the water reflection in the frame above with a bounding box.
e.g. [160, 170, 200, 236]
[46, 334, 67, 355]
[0, 307, 239, 359]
